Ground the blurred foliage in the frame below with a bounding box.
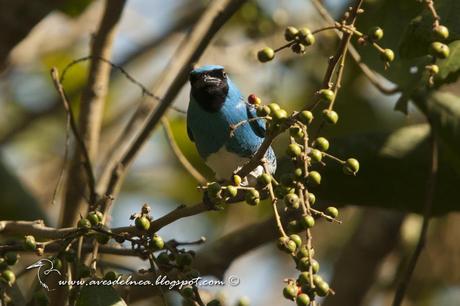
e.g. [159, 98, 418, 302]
[58, 0, 93, 17]
[76, 285, 127, 306]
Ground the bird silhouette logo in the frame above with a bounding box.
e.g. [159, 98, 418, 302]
[26, 259, 62, 291]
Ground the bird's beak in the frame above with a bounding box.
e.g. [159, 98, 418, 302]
[193, 74, 222, 89]
[26, 262, 43, 269]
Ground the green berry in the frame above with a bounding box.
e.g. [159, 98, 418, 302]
[245, 189, 260, 206]
[430, 42, 450, 59]
[289, 126, 304, 139]
[326, 206, 339, 218]
[309, 149, 322, 162]
[207, 299, 222, 306]
[314, 137, 329, 151]
[4, 252, 19, 266]
[272, 109, 288, 123]
[77, 218, 92, 229]
[313, 274, 324, 286]
[226, 185, 238, 198]
[87, 211, 101, 225]
[268, 103, 280, 112]
[287, 220, 301, 233]
[236, 296, 250, 306]
[181, 286, 195, 299]
[287, 143, 302, 157]
[293, 167, 304, 179]
[298, 272, 311, 285]
[135, 216, 150, 231]
[380, 49, 395, 62]
[24, 235, 37, 251]
[307, 171, 321, 185]
[300, 215, 315, 229]
[256, 105, 271, 117]
[297, 246, 315, 259]
[433, 25, 449, 40]
[311, 259, 320, 273]
[298, 110, 313, 125]
[96, 232, 110, 244]
[368, 26, 384, 41]
[274, 185, 290, 198]
[315, 280, 330, 296]
[291, 43, 306, 54]
[322, 109, 339, 124]
[308, 192, 316, 205]
[426, 64, 439, 74]
[284, 26, 299, 41]
[1, 269, 15, 285]
[296, 293, 311, 306]
[257, 173, 272, 187]
[176, 253, 193, 267]
[232, 175, 242, 186]
[52, 257, 63, 271]
[343, 158, 360, 175]
[151, 234, 165, 250]
[298, 28, 315, 46]
[257, 47, 275, 63]
[289, 234, 302, 248]
[104, 271, 118, 281]
[284, 193, 300, 209]
[318, 89, 335, 103]
[157, 252, 170, 265]
[283, 284, 298, 300]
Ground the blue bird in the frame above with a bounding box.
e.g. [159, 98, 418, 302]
[187, 65, 276, 182]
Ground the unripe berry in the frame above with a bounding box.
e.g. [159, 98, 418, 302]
[308, 192, 316, 205]
[298, 28, 315, 46]
[104, 271, 118, 281]
[287, 220, 301, 233]
[284, 193, 300, 209]
[309, 149, 322, 162]
[245, 189, 260, 206]
[176, 253, 193, 267]
[291, 43, 306, 54]
[326, 206, 339, 218]
[135, 216, 150, 231]
[322, 109, 339, 124]
[289, 126, 304, 139]
[300, 215, 315, 229]
[272, 109, 288, 123]
[151, 234, 165, 250]
[181, 286, 195, 299]
[284, 26, 299, 41]
[236, 296, 250, 306]
[157, 252, 170, 265]
[343, 158, 360, 175]
[289, 234, 302, 248]
[248, 94, 261, 105]
[256, 105, 271, 117]
[368, 26, 384, 41]
[298, 110, 313, 125]
[314, 137, 329, 151]
[268, 103, 281, 112]
[87, 211, 102, 226]
[257, 47, 275, 63]
[1, 269, 15, 285]
[207, 299, 222, 306]
[4, 252, 19, 266]
[433, 25, 449, 40]
[226, 185, 238, 198]
[318, 89, 335, 103]
[77, 218, 92, 229]
[296, 293, 311, 306]
[283, 284, 298, 300]
[287, 143, 302, 157]
[52, 257, 63, 271]
[426, 64, 439, 74]
[380, 49, 395, 62]
[24, 235, 37, 251]
[232, 175, 242, 186]
[297, 246, 315, 259]
[430, 42, 450, 59]
[307, 171, 321, 185]
[315, 280, 330, 296]
[96, 231, 110, 244]
[257, 173, 272, 187]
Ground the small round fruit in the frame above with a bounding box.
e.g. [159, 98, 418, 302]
[307, 171, 321, 185]
[52, 257, 63, 270]
[207, 299, 222, 306]
[429, 42, 450, 59]
[298, 110, 313, 125]
[104, 271, 118, 281]
[309, 149, 322, 162]
[368, 26, 383, 41]
[1, 269, 15, 285]
[296, 293, 311, 306]
[315, 280, 330, 296]
[248, 94, 261, 105]
[87, 211, 101, 225]
[289, 234, 302, 248]
[24, 235, 37, 251]
[291, 43, 306, 54]
[311, 259, 320, 273]
[156, 252, 170, 265]
[289, 126, 304, 139]
[287, 220, 301, 233]
[4, 252, 19, 266]
[284, 26, 299, 41]
[308, 192, 316, 205]
[322, 109, 339, 124]
[268, 103, 281, 112]
[298, 272, 311, 285]
[298, 28, 315, 46]
[272, 109, 288, 122]
[257, 47, 275, 63]
[326, 206, 339, 218]
[245, 189, 260, 206]
[256, 105, 271, 117]
[274, 185, 290, 198]
[343, 158, 360, 175]
[318, 89, 335, 103]
[433, 25, 449, 40]
[135, 216, 150, 231]
[232, 174, 242, 186]
[313, 274, 324, 286]
[284, 193, 300, 209]
[176, 253, 193, 267]
[297, 257, 310, 271]
[226, 185, 238, 198]
[314, 137, 329, 151]
[297, 246, 315, 259]
[151, 234, 165, 250]
[77, 218, 92, 229]
[257, 173, 272, 186]
[300, 215, 315, 229]
[181, 286, 195, 299]
[380, 49, 395, 62]
[283, 284, 297, 300]
[236, 296, 250, 306]
[426, 64, 439, 74]
[287, 143, 302, 157]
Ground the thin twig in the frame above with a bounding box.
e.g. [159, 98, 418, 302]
[391, 131, 438, 306]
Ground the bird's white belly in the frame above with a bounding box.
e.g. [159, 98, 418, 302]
[206, 147, 263, 181]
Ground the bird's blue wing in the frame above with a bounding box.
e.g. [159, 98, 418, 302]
[245, 99, 266, 138]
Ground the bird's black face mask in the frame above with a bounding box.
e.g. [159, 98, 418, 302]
[190, 68, 229, 112]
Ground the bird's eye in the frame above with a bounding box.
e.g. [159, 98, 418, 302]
[222, 71, 227, 78]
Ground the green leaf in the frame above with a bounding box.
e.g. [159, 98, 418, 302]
[434, 40, 460, 85]
[58, 0, 93, 17]
[76, 285, 127, 306]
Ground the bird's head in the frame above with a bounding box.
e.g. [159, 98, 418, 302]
[189, 65, 229, 112]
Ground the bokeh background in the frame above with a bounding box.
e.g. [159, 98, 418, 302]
[0, 0, 459, 305]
